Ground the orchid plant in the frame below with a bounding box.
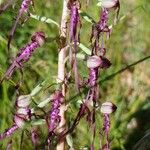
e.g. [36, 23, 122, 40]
[0, 0, 122, 150]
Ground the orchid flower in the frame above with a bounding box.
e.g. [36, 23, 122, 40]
[90, 8, 109, 54]
[0, 31, 45, 84]
[0, 95, 32, 140]
[47, 90, 64, 147]
[68, 0, 81, 90]
[91, 0, 120, 55]
[100, 102, 117, 150]
[60, 55, 111, 141]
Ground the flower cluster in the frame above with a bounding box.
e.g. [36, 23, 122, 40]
[0, 95, 31, 140]
[62, 1, 120, 149]
[1, 31, 45, 83]
[91, 0, 120, 55]
[101, 102, 117, 150]
[47, 90, 64, 144]
[87, 55, 111, 87]
[68, 0, 81, 89]
[0, 0, 121, 149]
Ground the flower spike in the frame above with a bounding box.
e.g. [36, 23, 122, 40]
[68, 0, 81, 90]
[100, 102, 117, 150]
[0, 31, 45, 84]
[47, 90, 64, 147]
[0, 95, 32, 140]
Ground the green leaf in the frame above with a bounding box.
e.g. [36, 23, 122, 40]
[30, 13, 59, 27]
[76, 53, 86, 60]
[79, 43, 91, 55]
[37, 97, 51, 108]
[30, 80, 47, 96]
[79, 10, 95, 24]
[30, 119, 46, 126]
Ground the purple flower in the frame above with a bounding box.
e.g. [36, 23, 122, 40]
[88, 68, 98, 87]
[0, 95, 32, 140]
[0, 125, 18, 140]
[97, 8, 109, 32]
[68, 0, 81, 90]
[47, 90, 64, 143]
[91, 8, 110, 54]
[100, 102, 117, 150]
[1, 31, 45, 83]
[19, 0, 31, 13]
[87, 55, 111, 87]
[69, 1, 79, 43]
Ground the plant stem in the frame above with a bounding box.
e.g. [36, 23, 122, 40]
[56, 0, 69, 149]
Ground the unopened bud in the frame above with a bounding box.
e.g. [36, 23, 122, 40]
[87, 55, 101, 68]
[100, 102, 117, 114]
[16, 95, 31, 107]
[14, 115, 25, 128]
[101, 0, 119, 9]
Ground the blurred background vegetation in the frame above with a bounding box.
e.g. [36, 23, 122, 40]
[0, 0, 150, 149]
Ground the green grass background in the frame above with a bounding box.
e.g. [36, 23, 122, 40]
[0, 0, 150, 149]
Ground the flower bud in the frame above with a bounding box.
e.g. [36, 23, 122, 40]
[14, 115, 25, 128]
[100, 102, 117, 114]
[101, 0, 119, 9]
[16, 95, 31, 107]
[87, 55, 101, 68]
